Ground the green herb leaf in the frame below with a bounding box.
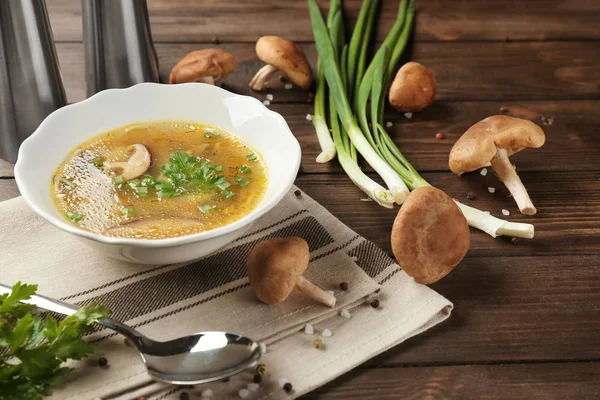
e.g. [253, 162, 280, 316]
[223, 189, 235, 199]
[246, 153, 257, 161]
[141, 175, 156, 187]
[0, 282, 111, 399]
[198, 204, 216, 213]
[126, 179, 140, 190]
[114, 175, 124, 185]
[238, 165, 252, 174]
[60, 178, 76, 189]
[66, 211, 82, 222]
[234, 176, 252, 187]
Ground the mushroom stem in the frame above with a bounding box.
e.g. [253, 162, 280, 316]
[294, 276, 336, 308]
[490, 148, 537, 215]
[249, 64, 278, 91]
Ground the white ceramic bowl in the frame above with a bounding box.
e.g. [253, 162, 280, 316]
[15, 83, 301, 264]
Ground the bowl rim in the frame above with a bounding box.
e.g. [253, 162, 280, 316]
[14, 83, 301, 248]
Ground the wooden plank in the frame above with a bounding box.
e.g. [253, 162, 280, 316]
[0, 159, 13, 178]
[2, 179, 598, 363]
[274, 100, 600, 174]
[2, 170, 600, 256]
[54, 41, 600, 105]
[295, 171, 600, 257]
[368, 254, 600, 365]
[302, 362, 600, 399]
[0, 180, 20, 202]
[46, 0, 600, 43]
[3, 100, 597, 178]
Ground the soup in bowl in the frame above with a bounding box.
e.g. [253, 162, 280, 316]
[15, 83, 300, 264]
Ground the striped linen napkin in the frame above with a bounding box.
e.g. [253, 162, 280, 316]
[0, 187, 452, 399]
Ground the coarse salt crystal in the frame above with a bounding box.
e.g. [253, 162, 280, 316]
[322, 328, 333, 337]
[304, 324, 314, 334]
[360, 197, 373, 202]
[502, 209, 510, 216]
[279, 377, 289, 387]
[306, 114, 313, 121]
[340, 309, 351, 319]
[488, 187, 496, 193]
[263, 100, 271, 106]
[385, 121, 393, 128]
[483, 211, 491, 215]
[284, 83, 293, 90]
[239, 388, 250, 398]
[480, 168, 488, 176]
[201, 389, 213, 398]
[260, 342, 267, 354]
[266, 94, 274, 101]
[248, 383, 260, 392]
[404, 112, 413, 119]
[350, 256, 358, 261]
[327, 290, 334, 297]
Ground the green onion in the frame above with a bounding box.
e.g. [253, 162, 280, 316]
[246, 153, 257, 161]
[137, 186, 148, 197]
[61, 178, 76, 189]
[66, 211, 82, 222]
[89, 157, 104, 168]
[308, 0, 409, 205]
[235, 176, 252, 187]
[238, 165, 252, 174]
[198, 204, 216, 213]
[121, 207, 135, 217]
[223, 189, 235, 198]
[114, 175, 124, 185]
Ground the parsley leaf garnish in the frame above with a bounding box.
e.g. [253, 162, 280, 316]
[0, 282, 111, 399]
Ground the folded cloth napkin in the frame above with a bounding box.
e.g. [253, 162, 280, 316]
[0, 187, 452, 399]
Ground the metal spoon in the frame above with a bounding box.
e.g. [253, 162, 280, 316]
[0, 284, 263, 384]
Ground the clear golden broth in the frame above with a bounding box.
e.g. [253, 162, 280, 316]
[52, 121, 267, 239]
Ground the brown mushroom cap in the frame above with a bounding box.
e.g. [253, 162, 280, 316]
[169, 49, 235, 84]
[247, 237, 309, 304]
[255, 36, 312, 89]
[389, 62, 436, 112]
[449, 115, 546, 175]
[391, 186, 470, 285]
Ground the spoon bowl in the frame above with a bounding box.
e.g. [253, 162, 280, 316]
[0, 284, 263, 384]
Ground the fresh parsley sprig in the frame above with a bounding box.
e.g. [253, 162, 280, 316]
[0, 282, 111, 400]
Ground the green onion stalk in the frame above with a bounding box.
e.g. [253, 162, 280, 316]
[308, 0, 534, 238]
[308, 0, 410, 205]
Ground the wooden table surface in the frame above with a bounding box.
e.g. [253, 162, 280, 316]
[1, 1, 599, 398]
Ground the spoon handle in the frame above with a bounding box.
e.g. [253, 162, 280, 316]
[0, 283, 150, 347]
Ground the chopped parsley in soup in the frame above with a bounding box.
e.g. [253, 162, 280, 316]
[52, 121, 267, 239]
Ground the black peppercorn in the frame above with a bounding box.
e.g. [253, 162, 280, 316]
[212, 37, 220, 44]
[98, 357, 108, 368]
[466, 192, 476, 200]
[222, 377, 230, 383]
[339, 282, 349, 291]
[370, 299, 380, 308]
[254, 374, 263, 383]
[294, 189, 302, 197]
[283, 382, 293, 393]
[179, 392, 190, 400]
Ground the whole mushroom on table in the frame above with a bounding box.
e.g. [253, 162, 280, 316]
[389, 62, 436, 113]
[391, 186, 470, 284]
[246, 237, 336, 307]
[449, 115, 545, 215]
[249, 36, 313, 91]
[169, 48, 235, 85]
